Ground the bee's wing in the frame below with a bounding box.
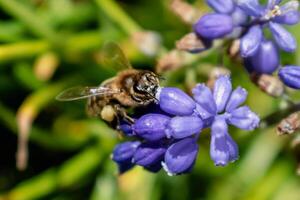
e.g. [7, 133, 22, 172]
[56, 86, 121, 101]
[101, 42, 132, 71]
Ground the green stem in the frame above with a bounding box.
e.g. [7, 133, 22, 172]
[0, 145, 105, 200]
[0, 31, 102, 62]
[0, 0, 59, 42]
[262, 102, 300, 128]
[95, 0, 142, 35]
[0, 102, 86, 151]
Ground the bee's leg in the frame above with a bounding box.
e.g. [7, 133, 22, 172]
[113, 104, 135, 124]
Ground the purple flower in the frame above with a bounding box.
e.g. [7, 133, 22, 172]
[162, 137, 199, 176]
[246, 40, 280, 74]
[157, 87, 196, 116]
[278, 65, 300, 89]
[237, 0, 299, 54]
[133, 142, 167, 168]
[192, 76, 259, 166]
[112, 141, 140, 174]
[240, 25, 263, 57]
[132, 114, 170, 141]
[166, 116, 203, 139]
[112, 76, 260, 174]
[193, 13, 234, 39]
[210, 117, 238, 166]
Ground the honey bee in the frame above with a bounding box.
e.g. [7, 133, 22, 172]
[56, 42, 160, 129]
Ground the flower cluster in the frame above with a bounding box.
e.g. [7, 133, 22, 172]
[111, 76, 260, 175]
[190, 0, 300, 90]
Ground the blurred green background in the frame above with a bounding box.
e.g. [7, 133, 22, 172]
[0, 0, 300, 199]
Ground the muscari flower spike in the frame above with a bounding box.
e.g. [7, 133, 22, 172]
[239, 0, 299, 57]
[192, 0, 299, 76]
[111, 76, 260, 175]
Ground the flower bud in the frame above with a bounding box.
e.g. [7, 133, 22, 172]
[157, 87, 196, 116]
[133, 114, 170, 141]
[112, 141, 140, 173]
[248, 40, 279, 74]
[112, 141, 140, 163]
[163, 137, 199, 175]
[278, 66, 300, 89]
[193, 13, 234, 39]
[133, 142, 166, 167]
[166, 116, 203, 139]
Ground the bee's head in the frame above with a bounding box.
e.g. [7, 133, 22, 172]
[134, 71, 160, 101]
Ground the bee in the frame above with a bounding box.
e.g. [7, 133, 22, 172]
[56, 42, 160, 128]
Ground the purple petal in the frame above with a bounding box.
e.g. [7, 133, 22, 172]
[278, 66, 300, 89]
[231, 8, 248, 26]
[133, 114, 170, 141]
[269, 22, 297, 52]
[194, 104, 215, 123]
[226, 87, 248, 112]
[240, 25, 263, 57]
[119, 120, 134, 136]
[163, 137, 199, 175]
[236, 0, 264, 17]
[280, 0, 299, 14]
[158, 87, 196, 116]
[227, 106, 260, 130]
[274, 11, 300, 25]
[225, 133, 239, 162]
[213, 76, 232, 113]
[267, 0, 282, 9]
[112, 141, 141, 162]
[166, 116, 203, 139]
[275, 1, 299, 24]
[210, 117, 230, 166]
[133, 142, 166, 167]
[193, 13, 234, 39]
[249, 40, 280, 74]
[206, 0, 234, 14]
[112, 141, 140, 174]
[192, 84, 217, 115]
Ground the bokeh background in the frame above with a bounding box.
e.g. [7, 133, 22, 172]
[1, 0, 300, 199]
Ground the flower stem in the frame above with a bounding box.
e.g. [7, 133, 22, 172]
[95, 0, 142, 35]
[262, 102, 300, 127]
[0, 0, 60, 42]
[0, 145, 105, 200]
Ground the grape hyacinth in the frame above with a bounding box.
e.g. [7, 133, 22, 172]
[239, 0, 299, 55]
[189, 0, 300, 88]
[111, 76, 260, 176]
